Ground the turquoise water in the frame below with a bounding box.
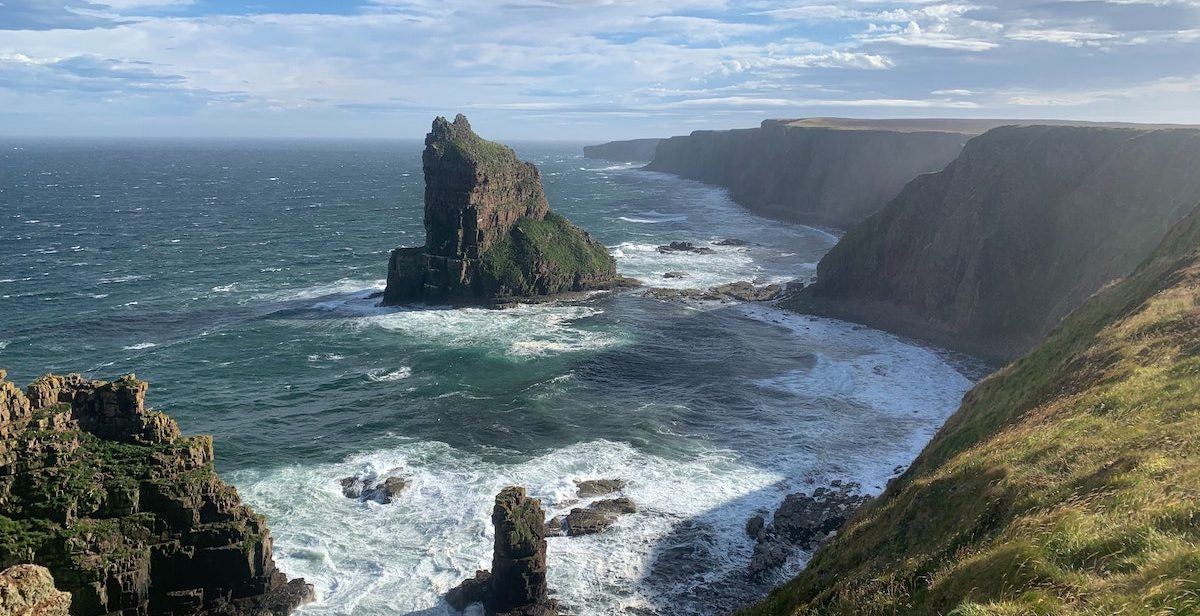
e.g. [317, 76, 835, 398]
[0, 139, 972, 615]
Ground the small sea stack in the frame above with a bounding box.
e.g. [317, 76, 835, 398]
[447, 487, 558, 616]
[383, 114, 628, 306]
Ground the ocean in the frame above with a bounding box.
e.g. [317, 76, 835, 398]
[0, 138, 973, 615]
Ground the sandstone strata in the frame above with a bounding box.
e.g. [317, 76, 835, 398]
[798, 125, 1200, 363]
[447, 487, 557, 616]
[0, 370, 312, 615]
[384, 115, 623, 305]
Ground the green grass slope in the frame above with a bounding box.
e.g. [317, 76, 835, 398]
[479, 212, 619, 299]
[745, 202, 1200, 615]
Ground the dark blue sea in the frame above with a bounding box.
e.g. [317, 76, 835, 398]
[0, 138, 972, 615]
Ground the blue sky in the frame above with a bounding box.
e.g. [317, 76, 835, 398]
[0, 0, 1198, 140]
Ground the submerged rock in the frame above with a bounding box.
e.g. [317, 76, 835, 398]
[713, 238, 751, 246]
[340, 475, 408, 504]
[0, 371, 313, 615]
[0, 565, 71, 616]
[656, 241, 715, 255]
[447, 487, 558, 616]
[662, 271, 688, 279]
[383, 115, 629, 306]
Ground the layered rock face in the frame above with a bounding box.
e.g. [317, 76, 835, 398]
[383, 115, 621, 305]
[643, 119, 976, 229]
[798, 125, 1200, 363]
[447, 487, 557, 616]
[0, 370, 312, 615]
[0, 564, 71, 615]
[745, 202, 1200, 613]
[582, 138, 662, 162]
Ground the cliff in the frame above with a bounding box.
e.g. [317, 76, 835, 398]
[745, 200, 1200, 614]
[0, 370, 312, 615]
[797, 125, 1200, 363]
[582, 138, 662, 162]
[642, 119, 978, 229]
[383, 115, 623, 306]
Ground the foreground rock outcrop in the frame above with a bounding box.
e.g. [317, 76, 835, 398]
[0, 370, 312, 615]
[796, 124, 1200, 363]
[447, 487, 557, 616]
[0, 564, 71, 615]
[744, 202, 1200, 613]
[582, 138, 662, 162]
[642, 118, 978, 229]
[746, 482, 868, 578]
[384, 115, 625, 306]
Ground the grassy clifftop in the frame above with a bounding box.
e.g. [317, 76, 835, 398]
[746, 201, 1200, 615]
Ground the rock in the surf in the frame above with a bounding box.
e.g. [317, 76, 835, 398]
[340, 475, 408, 504]
[383, 115, 630, 306]
[552, 496, 639, 537]
[574, 478, 626, 498]
[447, 486, 558, 615]
[656, 241, 715, 254]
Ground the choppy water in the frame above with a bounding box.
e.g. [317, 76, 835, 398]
[0, 139, 973, 615]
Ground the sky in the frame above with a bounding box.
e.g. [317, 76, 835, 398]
[0, 0, 1198, 140]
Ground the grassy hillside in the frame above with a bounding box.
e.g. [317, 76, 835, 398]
[746, 202, 1200, 615]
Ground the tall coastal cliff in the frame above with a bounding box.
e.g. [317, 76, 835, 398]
[0, 371, 311, 615]
[798, 125, 1200, 363]
[641, 119, 980, 229]
[582, 138, 662, 163]
[746, 200, 1200, 614]
[383, 115, 622, 305]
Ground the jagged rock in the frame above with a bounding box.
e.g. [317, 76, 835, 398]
[574, 479, 625, 498]
[447, 487, 557, 616]
[384, 115, 627, 306]
[644, 281, 788, 303]
[0, 371, 313, 616]
[0, 564, 71, 615]
[340, 475, 408, 504]
[656, 241, 715, 255]
[748, 482, 869, 577]
[556, 496, 638, 537]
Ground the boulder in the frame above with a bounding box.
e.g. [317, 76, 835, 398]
[339, 475, 408, 504]
[559, 496, 638, 537]
[748, 482, 869, 577]
[0, 565, 70, 616]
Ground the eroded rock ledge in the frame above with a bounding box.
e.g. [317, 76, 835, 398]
[384, 115, 630, 306]
[0, 369, 312, 615]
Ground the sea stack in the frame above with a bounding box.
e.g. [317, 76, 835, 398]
[383, 114, 623, 306]
[447, 487, 557, 616]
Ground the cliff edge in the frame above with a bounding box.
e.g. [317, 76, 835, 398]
[582, 138, 662, 163]
[383, 115, 623, 306]
[0, 370, 312, 615]
[745, 200, 1200, 614]
[796, 125, 1200, 363]
[642, 119, 976, 229]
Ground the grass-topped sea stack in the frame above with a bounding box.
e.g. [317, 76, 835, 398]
[382, 114, 625, 306]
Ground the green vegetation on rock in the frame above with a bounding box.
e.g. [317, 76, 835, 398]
[744, 202, 1200, 615]
[479, 212, 617, 299]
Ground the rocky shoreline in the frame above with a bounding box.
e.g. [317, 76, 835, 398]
[0, 370, 311, 615]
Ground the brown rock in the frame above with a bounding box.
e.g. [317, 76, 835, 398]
[0, 565, 71, 616]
